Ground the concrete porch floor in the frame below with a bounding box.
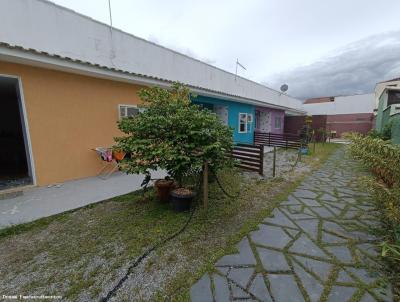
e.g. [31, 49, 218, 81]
[0, 170, 166, 229]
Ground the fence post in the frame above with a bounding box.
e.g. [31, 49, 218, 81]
[268, 132, 271, 146]
[299, 143, 302, 161]
[259, 144, 264, 176]
[272, 146, 276, 177]
[286, 137, 288, 149]
[203, 161, 209, 210]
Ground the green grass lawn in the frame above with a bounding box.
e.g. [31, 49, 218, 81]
[0, 143, 340, 301]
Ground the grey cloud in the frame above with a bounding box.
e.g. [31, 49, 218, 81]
[264, 31, 400, 99]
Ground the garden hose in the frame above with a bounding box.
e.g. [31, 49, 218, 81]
[211, 169, 241, 199]
[100, 203, 196, 302]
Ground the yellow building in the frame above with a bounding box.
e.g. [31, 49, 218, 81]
[0, 60, 146, 186]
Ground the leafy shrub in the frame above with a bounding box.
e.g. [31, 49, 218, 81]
[382, 120, 394, 140]
[114, 83, 234, 186]
[347, 134, 400, 187]
[367, 129, 384, 139]
[314, 127, 329, 142]
[348, 133, 400, 292]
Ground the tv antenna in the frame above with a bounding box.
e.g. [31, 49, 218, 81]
[235, 59, 247, 80]
[107, 0, 116, 61]
[108, 0, 113, 28]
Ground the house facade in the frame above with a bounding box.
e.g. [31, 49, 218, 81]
[255, 107, 285, 135]
[193, 97, 286, 144]
[285, 93, 375, 137]
[374, 78, 400, 143]
[0, 0, 304, 188]
[193, 96, 257, 144]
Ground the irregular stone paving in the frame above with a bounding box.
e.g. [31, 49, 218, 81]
[190, 147, 393, 302]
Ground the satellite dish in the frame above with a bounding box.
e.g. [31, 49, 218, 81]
[280, 84, 289, 93]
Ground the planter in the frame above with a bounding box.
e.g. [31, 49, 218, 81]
[154, 179, 175, 203]
[170, 188, 195, 212]
[300, 147, 309, 155]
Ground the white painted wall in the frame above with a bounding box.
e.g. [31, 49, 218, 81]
[304, 93, 375, 115]
[0, 0, 303, 111]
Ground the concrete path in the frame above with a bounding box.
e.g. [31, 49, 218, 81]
[0, 170, 165, 229]
[190, 147, 392, 302]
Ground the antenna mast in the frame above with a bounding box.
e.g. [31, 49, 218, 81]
[108, 0, 113, 29]
[235, 58, 247, 80]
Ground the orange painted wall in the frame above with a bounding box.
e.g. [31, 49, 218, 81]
[0, 61, 144, 185]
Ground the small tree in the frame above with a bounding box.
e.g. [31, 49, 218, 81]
[115, 83, 234, 187]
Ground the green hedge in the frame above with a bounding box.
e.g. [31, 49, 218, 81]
[348, 134, 400, 284]
[348, 134, 400, 188]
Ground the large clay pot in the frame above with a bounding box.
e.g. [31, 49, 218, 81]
[154, 179, 175, 203]
[170, 188, 195, 212]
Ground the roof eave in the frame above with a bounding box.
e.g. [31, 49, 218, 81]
[0, 44, 305, 114]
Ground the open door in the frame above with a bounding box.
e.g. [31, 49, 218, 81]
[0, 76, 34, 190]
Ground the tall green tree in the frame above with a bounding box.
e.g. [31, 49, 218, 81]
[115, 83, 234, 186]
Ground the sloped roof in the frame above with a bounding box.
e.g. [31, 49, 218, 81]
[0, 0, 304, 113]
[0, 41, 306, 114]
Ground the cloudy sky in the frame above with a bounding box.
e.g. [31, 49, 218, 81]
[52, 0, 400, 99]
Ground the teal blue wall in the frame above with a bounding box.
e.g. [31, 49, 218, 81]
[193, 95, 256, 144]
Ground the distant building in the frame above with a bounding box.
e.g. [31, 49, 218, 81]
[374, 78, 400, 143]
[285, 93, 375, 138]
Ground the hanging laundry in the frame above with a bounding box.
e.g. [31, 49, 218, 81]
[95, 147, 113, 162]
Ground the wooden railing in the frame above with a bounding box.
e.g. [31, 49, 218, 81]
[228, 144, 264, 175]
[254, 132, 303, 149]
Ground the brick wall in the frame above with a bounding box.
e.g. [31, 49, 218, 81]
[326, 113, 374, 137]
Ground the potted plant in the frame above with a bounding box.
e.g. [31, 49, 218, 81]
[154, 177, 176, 203]
[115, 82, 234, 211]
[170, 187, 196, 212]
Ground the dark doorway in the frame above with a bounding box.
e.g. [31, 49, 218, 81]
[0, 76, 32, 190]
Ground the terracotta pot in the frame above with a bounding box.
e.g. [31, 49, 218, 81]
[113, 151, 125, 161]
[170, 188, 195, 212]
[154, 179, 175, 203]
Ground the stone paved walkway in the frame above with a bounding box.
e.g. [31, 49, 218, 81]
[190, 147, 393, 302]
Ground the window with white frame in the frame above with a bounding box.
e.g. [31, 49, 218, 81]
[238, 113, 253, 133]
[275, 116, 282, 129]
[118, 104, 139, 120]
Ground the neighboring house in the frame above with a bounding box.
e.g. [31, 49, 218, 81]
[0, 0, 304, 188]
[193, 97, 286, 144]
[193, 96, 257, 144]
[285, 93, 375, 137]
[374, 78, 400, 143]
